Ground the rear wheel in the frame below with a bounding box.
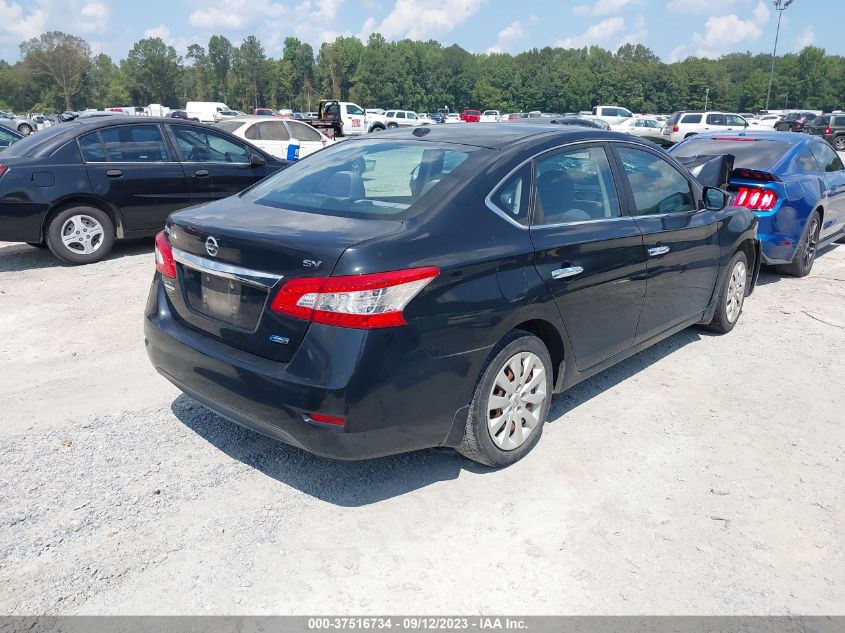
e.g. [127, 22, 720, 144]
[387, 122, 398, 129]
[18, 123, 33, 135]
[458, 331, 553, 467]
[834, 136, 845, 151]
[45, 205, 115, 265]
[703, 251, 748, 334]
[776, 212, 820, 277]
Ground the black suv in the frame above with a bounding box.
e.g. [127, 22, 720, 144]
[775, 112, 818, 133]
[806, 114, 845, 151]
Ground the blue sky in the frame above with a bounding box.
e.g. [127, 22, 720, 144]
[0, 0, 838, 64]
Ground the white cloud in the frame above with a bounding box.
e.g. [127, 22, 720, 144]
[363, 0, 486, 40]
[574, 0, 632, 17]
[0, 0, 48, 44]
[144, 24, 171, 40]
[486, 17, 535, 54]
[615, 14, 648, 49]
[556, 17, 625, 49]
[189, 6, 250, 30]
[669, 0, 770, 60]
[794, 25, 814, 50]
[73, 1, 109, 34]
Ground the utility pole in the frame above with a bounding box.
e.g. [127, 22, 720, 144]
[765, 0, 794, 112]
[704, 88, 710, 111]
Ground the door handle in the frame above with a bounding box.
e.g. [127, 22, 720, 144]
[551, 266, 584, 280]
[194, 169, 210, 177]
[106, 169, 122, 178]
[648, 245, 670, 257]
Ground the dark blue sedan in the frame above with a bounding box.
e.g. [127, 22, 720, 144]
[670, 131, 845, 276]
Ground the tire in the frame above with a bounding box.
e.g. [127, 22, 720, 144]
[458, 331, 553, 467]
[775, 212, 820, 277]
[702, 251, 748, 334]
[833, 136, 845, 151]
[45, 205, 115, 265]
[369, 124, 385, 133]
[387, 122, 398, 129]
[18, 123, 33, 135]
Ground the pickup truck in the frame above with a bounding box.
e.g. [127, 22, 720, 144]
[309, 100, 386, 137]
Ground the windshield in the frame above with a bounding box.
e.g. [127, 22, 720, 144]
[669, 137, 791, 171]
[241, 140, 486, 220]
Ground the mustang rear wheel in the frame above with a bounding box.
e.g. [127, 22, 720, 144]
[703, 250, 748, 334]
[458, 331, 553, 467]
[776, 212, 820, 278]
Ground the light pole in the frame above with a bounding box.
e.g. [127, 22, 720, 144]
[765, 0, 794, 112]
[704, 88, 709, 110]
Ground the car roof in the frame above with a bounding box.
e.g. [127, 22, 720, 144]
[354, 122, 632, 150]
[5, 117, 236, 157]
[693, 130, 812, 146]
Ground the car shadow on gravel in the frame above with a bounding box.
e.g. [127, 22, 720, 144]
[755, 243, 841, 287]
[0, 238, 153, 272]
[171, 394, 488, 506]
[547, 326, 706, 421]
[171, 326, 710, 506]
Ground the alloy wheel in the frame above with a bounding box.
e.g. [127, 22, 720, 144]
[802, 218, 819, 271]
[60, 215, 105, 255]
[487, 351, 547, 451]
[725, 259, 747, 324]
[834, 137, 845, 151]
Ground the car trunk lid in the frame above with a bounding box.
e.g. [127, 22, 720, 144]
[164, 200, 401, 362]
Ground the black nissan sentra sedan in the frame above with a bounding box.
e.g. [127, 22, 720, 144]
[0, 117, 287, 264]
[145, 125, 761, 467]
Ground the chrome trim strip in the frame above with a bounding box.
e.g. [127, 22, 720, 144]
[172, 247, 283, 289]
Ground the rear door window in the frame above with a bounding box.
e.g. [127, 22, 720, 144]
[810, 142, 845, 173]
[833, 116, 845, 127]
[99, 124, 169, 162]
[533, 146, 621, 225]
[681, 114, 702, 124]
[246, 121, 290, 141]
[286, 120, 323, 142]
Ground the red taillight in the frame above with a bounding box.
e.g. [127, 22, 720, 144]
[154, 230, 176, 279]
[271, 266, 439, 329]
[306, 412, 346, 427]
[672, 124, 679, 132]
[734, 186, 778, 211]
[0, 165, 8, 177]
[826, 127, 832, 135]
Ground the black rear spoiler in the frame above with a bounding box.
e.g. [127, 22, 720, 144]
[673, 154, 735, 189]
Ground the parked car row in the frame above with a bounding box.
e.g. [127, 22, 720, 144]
[2, 113, 843, 468]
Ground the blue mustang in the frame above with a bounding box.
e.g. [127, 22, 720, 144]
[669, 131, 845, 276]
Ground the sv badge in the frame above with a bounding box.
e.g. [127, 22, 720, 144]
[303, 259, 322, 269]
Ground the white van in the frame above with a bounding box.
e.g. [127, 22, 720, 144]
[186, 102, 231, 124]
[592, 105, 634, 125]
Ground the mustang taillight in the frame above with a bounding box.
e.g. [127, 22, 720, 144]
[271, 266, 439, 329]
[154, 230, 177, 279]
[734, 187, 778, 211]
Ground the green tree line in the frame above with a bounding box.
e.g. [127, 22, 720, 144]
[1, 31, 843, 115]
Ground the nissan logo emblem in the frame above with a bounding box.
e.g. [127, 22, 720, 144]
[205, 236, 219, 257]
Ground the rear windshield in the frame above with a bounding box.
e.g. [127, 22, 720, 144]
[216, 121, 244, 134]
[241, 140, 486, 220]
[0, 124, 67, 157]
[669, 138, 791, 171]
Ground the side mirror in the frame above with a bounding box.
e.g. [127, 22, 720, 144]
[703, 186, 729, 211]
[250, 153, 266, 168]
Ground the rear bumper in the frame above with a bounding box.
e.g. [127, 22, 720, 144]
[144, 277, 480, 460]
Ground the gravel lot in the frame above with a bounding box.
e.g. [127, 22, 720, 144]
[0, 234, 843, 615]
